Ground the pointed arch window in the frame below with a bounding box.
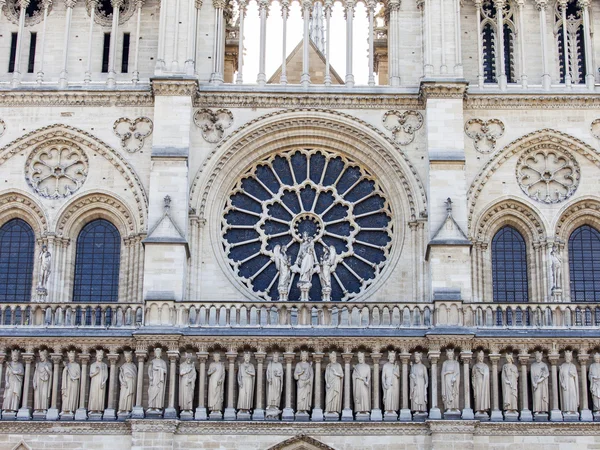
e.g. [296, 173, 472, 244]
[492, 226, 528, 302]
[555, 0, 586, 84]
[568, 225, 600, 302]
[73, 219, 121, 302]
[0, 219, 35, 302]
[481, 0, 516, 84]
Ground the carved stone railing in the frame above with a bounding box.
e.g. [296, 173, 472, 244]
[0, 303, 143, 328]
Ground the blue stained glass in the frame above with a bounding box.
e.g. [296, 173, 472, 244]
[492, 226, 529, 302]
[0, 219, 34, 302]
[569, 225, 600, 302]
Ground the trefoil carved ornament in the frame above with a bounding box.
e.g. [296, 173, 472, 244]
[382, 110, 423, 145]
[464, 118, 505, 153]
[113, 117, 153, 153]
[193, 109, 234, 143]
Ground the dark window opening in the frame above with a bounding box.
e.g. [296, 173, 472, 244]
[482, 24, 496, 83]
[25, 0, 41, 17]
[569, 225, 600, 302]
[121, 32, 130, 73]
[27, 32, 37, 73]
[0, 219, 34, 302]
[8, 33, 18, 73]
[102, 33, 111, 73]
[503, 24, 514, 83]
[492, 226, 529, 302]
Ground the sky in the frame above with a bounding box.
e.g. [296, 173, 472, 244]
[236, 1, 375, 85]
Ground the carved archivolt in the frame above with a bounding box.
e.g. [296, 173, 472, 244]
[516, 147, 579, 204]
[193, 109, 234, 143]
[464, 118, 505, 153]
[382, 110, 423, 145]
[0, 124, 147, 228]
[554, 198, 600, 242]
[113, 117, 153, 153]
[0, 191, 48, 234]
[25, 140, 89, 199]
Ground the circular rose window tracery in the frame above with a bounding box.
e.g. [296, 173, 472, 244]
[222, 148, 393, 302]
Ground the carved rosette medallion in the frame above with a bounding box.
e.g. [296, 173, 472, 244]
[222, 148, 393, 302]
[516, 147, 579, 204]
[25, 140, 89, 199]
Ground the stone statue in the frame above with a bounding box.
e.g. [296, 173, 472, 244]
[237, 352, 255, 413]
[37, 245, 51, 292]
[2, 350, 24, 412]
[531, 351, 549, 413]
[589, 353, 600, 412]
[88, 350, 108, 413]
[179, 352, 196, 412]
[472, 350, 490, 414]
[381, 351, 400, 413]
[324, 351, 343, 414]
[441, 349, 460, 411]
[409, 352, 428, 413]
[294, 351, 314, 413]
[266, 352, 283, 415]
[33, 349, 52, 412]
[61, 350, 80, 414]
[147, 348, 167, 411]
[118, 351, 137, 413]
[207, 353, 225, 413]
[273, 244, 292, 301]
[295, 232, 318, 300]
[501, 353, 519, 412]
[550, 245, 562, 290]
[352, 352, 371, 414]
[318, 245, 338, 301]
[559, 350, 579, 413]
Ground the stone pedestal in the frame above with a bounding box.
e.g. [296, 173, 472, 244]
[399, 409, 412, 421]
[117, 411, 131, 421]
[341, 408, 353, 421]
[413, 412, 428, 422]
[46, 408, 59, 421]
[550, 409, 563, 421]
[295, 411, 310, 422]
[194, 407, 208, 420]
[1, 411, 16, 420]
[299, 284, 311, 301]
[490, 409, 503, 421]
[164, 407, 177, 419]
[131, 406, 144, 419]
[534, 412, 549, 422]
[383, 411, 398, 421]
[474, 411, 489, 421]
[32, 410, 47, 421]
[74, 408, 87, 421]
[355, 412, 370, 422]
[281, 407, 294, 421]
[209, 411, 223, 420]
[180, 410, 194, 421]
[16, 407, 31, 420]
[593, 412, 600, 421]
[60, 411, 74, 421]
[563, 412, 580, 422]
[236, 410, 251, 421]
[504, 411, 519, 422]
[87, 412, 103, 421]
[370, 408, 382, 421]
[443, 409, 461, 420]
[265, 408, 280, 421]
[461, 408, 474, 420]
[252, 408, 265, 421]
[580, 409, 593, 422]
[224, 408, 236, 421]
[323, 412, 339, 421]
[311, 408, 323, 421]
[103, 408, 116, 421]
[520, 409, 533, 422]
[146, 408, 163, 419]
[429, 408, 442, 420]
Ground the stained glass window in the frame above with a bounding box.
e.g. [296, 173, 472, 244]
[73, 219, 121, 302]
[569, 225, 600, 302]
[0, 219, 35, 302]
[492, 226, 528, 302]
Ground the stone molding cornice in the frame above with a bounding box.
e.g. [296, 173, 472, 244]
[419, 80, 469, 100]
[151, 79, 198, 97]
[465, 93, 600, 110]
[0, 90, 153, 107]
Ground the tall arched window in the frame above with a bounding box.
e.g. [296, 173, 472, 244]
[73, 219, 121, 302]
[568, 225, 600, 302]
[0, 219, 35, 302]
[492, 226, 528, 302]
[481, 0, 516, 84]
[555, 0, 586, 84]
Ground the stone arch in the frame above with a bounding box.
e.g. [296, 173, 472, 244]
[0, 124, 147, 229]
[266, 435, 336, 450]
[0, 190, 48, 235]
[467, 129, 600, 233]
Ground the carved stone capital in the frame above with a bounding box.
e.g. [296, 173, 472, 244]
[22, 353, 35, 363]
[79, 353, 91, 364]
[419, 81, 468, 100]
[107, 354, 120, 364]
[460, 351, 473, 362]
[534, 0, 548, 11]
[151, 79, 198, 97]
[370, 352, 382, 363]
[342, 352, 354, 363]
[135, 351, 148, 362]
[64, 0, 76, 8]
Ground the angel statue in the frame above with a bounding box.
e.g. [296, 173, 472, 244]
[294, 232, 319, 301]
[318, 245, 339, 301]
[273, 244, 293, 301]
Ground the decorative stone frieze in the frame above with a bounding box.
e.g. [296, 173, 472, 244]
[0, 91, 154, 107]
[151, 79, 198, 97]
[113, 117, 153, 153]
[419, 81, 468, 100]
[382, 110, 423, 145]
[464, 118, 505, 153]
[193, 109, 233, 143]
[465, 94, 600, 109]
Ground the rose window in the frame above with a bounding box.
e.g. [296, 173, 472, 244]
[25, 140, 88, 199]
[222, 148, 393, 301]
[516, 148, 579, 204]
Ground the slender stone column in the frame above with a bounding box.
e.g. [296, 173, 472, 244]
[439, 0, 446, 73]
[535, 0, 551, 90]
[84, 0, 98, 84]
[59, 0, 77, 88]
[102, 353, 119, 420]
[107, 0, 123, 87]
[371, 352, 382, 421]
[256, 0, 269, 85]
[184, 0, 197, 74]
[224, 351, 237, 420]
[280, 0, 289, 84]
[235, 0, 247, 83]
[453, 0, 462, 75]
[253, 351, 266, 420]
[461, 351, 474, 420]
[493, 0, 507, 89]
[36, 0, 51, 84]
[579, 352, 593, 421]
[75, 353, 90, 420]
[341, 352, 353, 421]
[282, 352, 295, 420]
[132, 0, 144, 83]
[518, 352, 532, 421]
[549, 353, 563, 421]
[131, 351, 146, 419]
[171, 0, 181, 71]
[490, 353, 503, 421]
[17, 353, 34, 420]
[164, 351, 179, 418]
[300, 0, 311, 87]
[388, 0, 401, 85]
[47, 354, 61, 420]
[399, 352, 412, 421]
[210, 0, 226, 83]
[423, 0, 432, 76]
[558, 0, 571, 87]
[311, 352, 324, 421]
[155, 0, 168, 71]
[516, 0, 527, 87]
[11, 0, 30, 87]
[195, 351, 209, 420]
[578, 0, 594, 89]
[428, 350, 441, 419]
[344, 0, 355, 87]
[366, 0, 375, 85]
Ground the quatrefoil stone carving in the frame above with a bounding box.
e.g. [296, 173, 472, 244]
[464, 118, 505, 153]
[193, 109, 234, 143]
[113, 117, 153, 153]
[382, 110, 423, 145]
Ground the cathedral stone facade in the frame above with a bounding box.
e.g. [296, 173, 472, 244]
[2, 0, 600, 447]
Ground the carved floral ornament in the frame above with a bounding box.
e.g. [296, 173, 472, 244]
[113, 117, 153, 153]
[516, 146, 579, 204]
[193, 109, 234, 143]
[382, 110, 423, 145]
[464, 118, 505, 153]
[25, 140, 88, 200]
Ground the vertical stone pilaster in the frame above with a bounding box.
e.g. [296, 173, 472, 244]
[75, 353, 90, 420]
[47, 354, 61, 420]
[253, 351, 266, 420]
[164, 351, 179, 418]
[370, 352, 382, 421]
[579, 352, 593, 421]
[549, 352, 563, 421]
[311, 352, 324, 421]
[519, 352, 533, 421]
[461, 351, 474, 420]
[341, 352, 353, 421]
[195, 351, 209, 420]
[399, 352, 412, 421]
[103, 353, 119, 420]
[428, 350, 441, 419]
[489, 353, 502, 421]
[224, 351, 237, 420]
[132, 351, 147, 419]
[282, 352, 295, 420]
[17, 353, 33, 420]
